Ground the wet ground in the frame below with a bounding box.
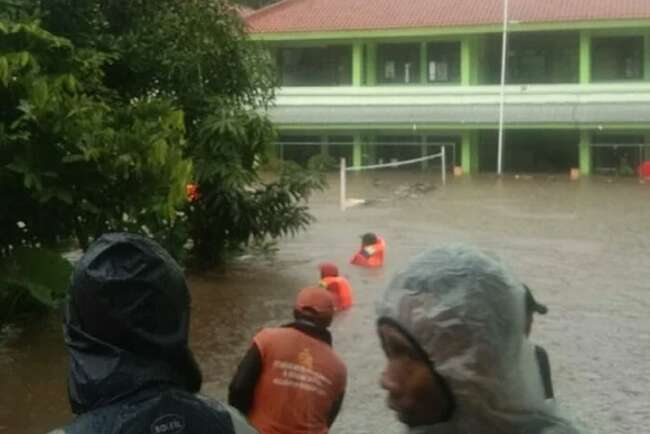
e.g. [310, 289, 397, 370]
[1, 172, 649, 434]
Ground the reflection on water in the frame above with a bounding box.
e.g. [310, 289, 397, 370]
[1, 173, 649, 434]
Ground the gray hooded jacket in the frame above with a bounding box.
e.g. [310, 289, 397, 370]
[377, 244, 587, 434]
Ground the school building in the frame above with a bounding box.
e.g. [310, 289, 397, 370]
[245, 0, 650, 175]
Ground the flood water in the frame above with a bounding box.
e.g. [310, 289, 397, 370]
[1, 172, 649, 434]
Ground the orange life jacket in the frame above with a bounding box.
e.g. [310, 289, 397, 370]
[639, 161, 650, 179]
[320, 276, 353, 310]
[248, 327, 347, 434]
[350, 236, 385, 268]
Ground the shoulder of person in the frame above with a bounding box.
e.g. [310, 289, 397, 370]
[253, 326, 291, 343]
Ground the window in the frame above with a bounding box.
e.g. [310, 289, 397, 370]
[427, 42, 461, 83]
[278, 46, 352, 86]
[480, 32, 579, 84]
[592, 36, 644, 81]
[377, 43, 420, 84]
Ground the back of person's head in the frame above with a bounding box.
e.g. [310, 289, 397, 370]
[319, 262, 339, 278]
[361, 232, 378, 246]
[377, 244, 583, 434]
[293, 287, 335, 328]
[65, 233, 201, 414]
[68, 232, 190, 356]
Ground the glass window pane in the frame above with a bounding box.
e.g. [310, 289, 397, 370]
[278, 46, 352, 86]
[377, 43, 420, 84]
[592, 36, 644, 81]
[427, 42, 461, 83]
[480, 32, 579, 84]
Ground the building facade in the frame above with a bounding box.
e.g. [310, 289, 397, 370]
[246, 0, 650, 175]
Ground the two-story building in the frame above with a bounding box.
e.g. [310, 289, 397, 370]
[246, 0, 650, 175]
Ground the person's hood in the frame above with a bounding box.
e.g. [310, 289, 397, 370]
[377, 244, 584, 434]
[319, 262, 339, 278]
[64, 233, 201, 414]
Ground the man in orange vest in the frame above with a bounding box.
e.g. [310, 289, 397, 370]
[350, 232, 385, 268]
[319, 262, 353, 310]
[228, 288, 347, 434]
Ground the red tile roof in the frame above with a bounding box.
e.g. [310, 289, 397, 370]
[246, 0, 650, 33]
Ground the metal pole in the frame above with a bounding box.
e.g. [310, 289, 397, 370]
[340, 158, 346, 211]
[497, 0, 509, 176]
[441, 146, 447, 185]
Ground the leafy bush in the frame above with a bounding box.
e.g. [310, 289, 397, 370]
[0, 247, 73, 323]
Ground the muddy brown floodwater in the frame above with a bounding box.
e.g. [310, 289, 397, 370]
[1, 173, 649, 434]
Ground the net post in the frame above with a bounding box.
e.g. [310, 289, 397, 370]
[340, 158, 346, 211]
[441, 146, 447, 185]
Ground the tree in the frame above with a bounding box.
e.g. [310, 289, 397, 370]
[0, 8, 192, 322]
[34, 0, 324, 268]
[0, 16, 191, 252]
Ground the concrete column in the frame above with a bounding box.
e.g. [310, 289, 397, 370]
[353, 133, 363, 167]
[366, 43, 377, 86]
[366, 135, 377, 164]
[461, 130, 479, 174]
[420, 42, 428, 85]
[579, 130, 592, 176]
[461, 36, 477, 86]
[320, 136, 329, 157]
[420, 136, 429, 169]
[579, 31, 592, 84]
[352, 42, 363, 87]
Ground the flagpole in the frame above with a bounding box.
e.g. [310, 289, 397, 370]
[497, 0, 509, 175]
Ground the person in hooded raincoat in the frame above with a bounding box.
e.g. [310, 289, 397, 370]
[48, 233, 257, 434]
[376, 244, 587, 434]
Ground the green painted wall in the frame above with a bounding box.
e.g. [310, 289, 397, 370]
[279, 122, 650, 131]
[252, 19, 650, 42]
[269, 27, 650, 87]
[579, 130, 592, 175]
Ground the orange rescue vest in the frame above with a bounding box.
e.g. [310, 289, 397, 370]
[320, 276, 353, 310]
[248, 327, 347, 434]
[350, 236, 385, 268]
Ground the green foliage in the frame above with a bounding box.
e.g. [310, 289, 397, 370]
[188, 106, 325, 267]
[0, 18, 192, 255]
[0, 247, 73, 323]
[0, 14, 192, 323]
[31, 0, 319, 269]
[2, 1, 322, 311]
[307, 154, 338, 172]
